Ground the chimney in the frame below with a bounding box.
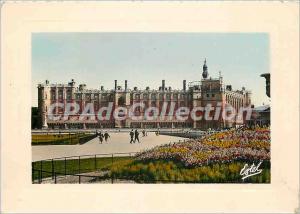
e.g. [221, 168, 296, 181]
[162, 80, 165, 91]
[114, 80, 117, 90]
[183, 80, 186, 91]
[125, 80, 128, 91]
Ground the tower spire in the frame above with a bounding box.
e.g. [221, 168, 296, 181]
[202, 58, 208, 79]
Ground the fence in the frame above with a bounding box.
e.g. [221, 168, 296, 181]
[32, 152, 137, 184]
[31, 151, 258, 184]
[32, 152, 210, 184]
[159, 130, 219, 139]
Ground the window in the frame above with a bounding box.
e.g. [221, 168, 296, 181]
[118, 96, 125, 106]
[159, 94, 163, 100]
[212, 94, 215, 97]
[206, 94, 209, 97]
[58, 90, 63, 99]
[143, 94, 148, 99]
[67, 90, 71, 100]
[51, 90, 56, 100]
[102, 94, 107, 100]
[173, 94, 178, 100]
[151, 94, 156, 100]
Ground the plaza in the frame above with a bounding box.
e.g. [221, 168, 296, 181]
[32, 132, 187, 161]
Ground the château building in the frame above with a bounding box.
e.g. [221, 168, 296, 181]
[37, 60, 252, 130]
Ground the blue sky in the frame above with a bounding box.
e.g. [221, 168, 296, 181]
[32, 33, 270, 107]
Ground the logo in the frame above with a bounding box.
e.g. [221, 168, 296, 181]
[240, 161, 263, 180]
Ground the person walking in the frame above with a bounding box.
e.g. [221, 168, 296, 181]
[134, 129, 140, 143]
[142, 129, 146, 137]
[98, 132, 104, 144]
[104, 131, 110, 142]
[129, 129, 134, 144]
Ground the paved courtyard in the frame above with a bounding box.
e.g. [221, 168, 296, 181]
[32, 132, 187, 161]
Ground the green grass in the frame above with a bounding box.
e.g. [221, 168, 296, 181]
[32, 156, 270, 183]
[32, 133, 96, 145]
[32, 156, 133, 181]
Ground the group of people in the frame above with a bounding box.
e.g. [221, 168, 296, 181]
[129, 129, 149, 144]
[96, 130, 110, 144]
[96, 129, 150, 144]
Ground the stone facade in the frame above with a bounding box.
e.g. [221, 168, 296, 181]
[37, 61, 251, 130]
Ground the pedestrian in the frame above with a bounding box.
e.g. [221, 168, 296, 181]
[98, 132, 104, 144]
[142, 129, 146, 137]
[104, 131, 110, 142]
[134, 129, 140, 143]
[156, 128, 160, 136]
[130, 129, 134, 144]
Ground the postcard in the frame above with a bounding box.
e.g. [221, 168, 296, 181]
[1, 1, 299, 213]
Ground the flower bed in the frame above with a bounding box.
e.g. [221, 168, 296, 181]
[135, 127, 270, 167]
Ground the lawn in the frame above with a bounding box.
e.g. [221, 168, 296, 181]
[32, 133, 96, 145]
[32, 156, 132, 181]
[32, 156, 270, 183]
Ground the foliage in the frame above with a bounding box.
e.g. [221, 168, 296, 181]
[110, 159, 270, 183]
[31, 133, 95, 145]
[135, 127, 270, 167]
